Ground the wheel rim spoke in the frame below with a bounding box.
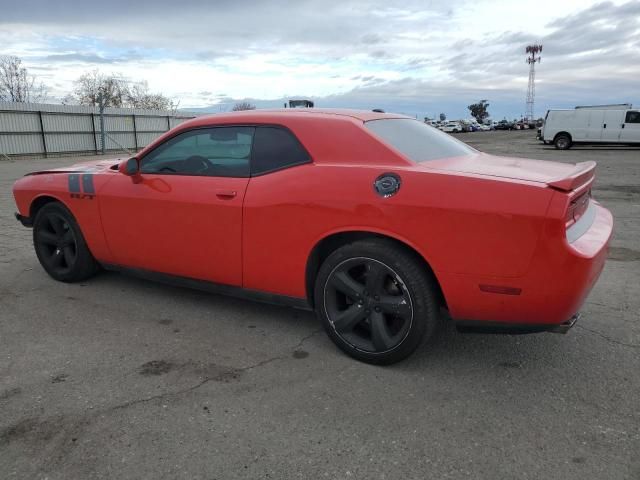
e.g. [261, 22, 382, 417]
[36, 230, 58, 246]
[61, 229, 75, 245]
[330, 270, 364, 299]
[62, 245, 76, 267]
[370, 311, 395, 351]
[48, 215, 64, 235]
[378, 295, 412, 319]
[332, 304, 367, 333]
[365, 262, 387, 292]
[50, 249, 64, 268]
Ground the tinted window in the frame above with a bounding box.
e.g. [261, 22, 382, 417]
[365, 118, 475, 162]
[625, 111, 640, 124]
[251, 126, 310, 175]
[141, 127, 254, 177]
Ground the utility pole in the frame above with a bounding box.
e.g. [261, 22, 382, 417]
[97, 90, 106, 154]
[525, 44, 542, 123]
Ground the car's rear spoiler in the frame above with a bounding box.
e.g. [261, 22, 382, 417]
[547, 161, 596, 192]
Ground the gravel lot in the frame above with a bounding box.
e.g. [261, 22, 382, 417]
[1, 130, 638, 479]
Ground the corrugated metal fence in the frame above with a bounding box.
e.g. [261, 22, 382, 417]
[0, 101, 199, 158]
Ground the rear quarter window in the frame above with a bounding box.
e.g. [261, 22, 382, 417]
[365, 118, 474, 162]
[251, 126, 311, 175]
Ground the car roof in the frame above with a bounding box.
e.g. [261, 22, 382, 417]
[179, 108, 411, 129]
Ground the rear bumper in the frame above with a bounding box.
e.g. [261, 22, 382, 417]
[440, 202, 613, 328]
[456, 313, 580, 335]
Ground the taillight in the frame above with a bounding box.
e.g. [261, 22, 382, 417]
[566, 190, 590, 228]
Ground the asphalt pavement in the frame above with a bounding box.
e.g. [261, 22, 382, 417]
[1, 130, 638, 479]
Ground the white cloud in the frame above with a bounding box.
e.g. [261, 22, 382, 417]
[1, 0, 638, 118]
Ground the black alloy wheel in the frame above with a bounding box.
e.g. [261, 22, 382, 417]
[35, 211, 78, 276]
[33, 202, 100, 282]
[324, 257, 413, 353]
[315, 239, 440, 364]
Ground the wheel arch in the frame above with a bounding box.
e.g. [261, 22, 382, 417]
[30, 194, 70, 220]
[553, 131, 572, 142]
[305, 229, 447, 310]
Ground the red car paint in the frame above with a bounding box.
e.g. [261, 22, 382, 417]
[13, 109, 613, 328]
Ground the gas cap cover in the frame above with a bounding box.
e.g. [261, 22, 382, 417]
[374, 173, 401, 198]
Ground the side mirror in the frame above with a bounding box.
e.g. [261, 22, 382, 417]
[119, 157, 139, 176]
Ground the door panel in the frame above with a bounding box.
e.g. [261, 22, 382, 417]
[620, 111, 640, 143]
[586, 110, 604, 140]
[98, 126, 255, 286]
[99, 174, 248, 285]
[601, 110, 624, 141]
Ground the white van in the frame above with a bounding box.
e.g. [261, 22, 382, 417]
[540, 104, 640, 149]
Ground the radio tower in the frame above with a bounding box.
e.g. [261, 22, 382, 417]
[525, 44, 542, 122]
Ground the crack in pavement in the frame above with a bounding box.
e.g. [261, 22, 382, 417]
[110, 327, 324, 413]
[5, 327, 326, 476]
[576, 324, 640, 349]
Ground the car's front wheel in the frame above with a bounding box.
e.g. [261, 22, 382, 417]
[33, 202, 100, 282]
[314, 239, 440, 365]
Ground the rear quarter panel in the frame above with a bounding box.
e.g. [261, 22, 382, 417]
[242, 163, 554, 299]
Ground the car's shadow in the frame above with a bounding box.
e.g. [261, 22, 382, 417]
[87, 270, 579, 375]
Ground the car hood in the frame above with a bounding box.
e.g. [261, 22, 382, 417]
[423, 153, 595, 191]
[26, 158, 122, 176]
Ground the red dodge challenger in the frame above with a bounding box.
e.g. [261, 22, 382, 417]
[13, 109, 613, 364]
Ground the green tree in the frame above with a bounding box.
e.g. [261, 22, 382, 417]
[468, 100, 490, 123]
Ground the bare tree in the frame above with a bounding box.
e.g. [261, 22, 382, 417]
[127, 81, 176, 110]
[72, 70, 128, 107]
[70, 71, 177, 111]
[232, 101, 256, 111]
[0, 56, 48, 103]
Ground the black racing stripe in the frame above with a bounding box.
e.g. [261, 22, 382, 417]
[82, 174, 95, 194]
[68, 174, 81, 193]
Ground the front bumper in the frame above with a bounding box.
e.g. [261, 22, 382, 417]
[15, 212, 33, 227]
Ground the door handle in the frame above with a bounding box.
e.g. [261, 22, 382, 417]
[216, 189, 237, 199]
[622, 124, 625, 129]
[603, 123, 607, 128]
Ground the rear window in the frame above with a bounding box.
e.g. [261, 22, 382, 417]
[365, 118, 474, 162]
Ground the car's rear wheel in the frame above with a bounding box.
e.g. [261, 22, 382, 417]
[33, 202, 100, 282]
[314, 239, 440, 365]
[554, 133, 572, 150]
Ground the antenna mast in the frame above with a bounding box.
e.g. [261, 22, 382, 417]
[525, 44, 542, 122]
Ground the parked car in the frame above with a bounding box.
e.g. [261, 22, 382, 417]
[441, 122, 462, 133]
[494, 120, 514, 130]
[13, 109, 613, 364]
[540, 104, 640, 149]
[477, 124, 491, 131]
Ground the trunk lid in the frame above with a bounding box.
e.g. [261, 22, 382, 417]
[424, 153, 595, 191]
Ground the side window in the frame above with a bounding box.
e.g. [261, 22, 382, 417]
[625, 111, 640, 124]
[140, 127, 255, 177]
[251, 126, 311, 175]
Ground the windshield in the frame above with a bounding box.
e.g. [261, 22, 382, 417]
[365, 118, 475, 162]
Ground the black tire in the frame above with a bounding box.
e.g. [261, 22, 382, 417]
[32, 202, 100, 282]
[554, 134, 572, 150]
[314, 239, 440, 365]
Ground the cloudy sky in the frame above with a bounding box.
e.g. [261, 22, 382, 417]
[2, 0, 639, 119]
